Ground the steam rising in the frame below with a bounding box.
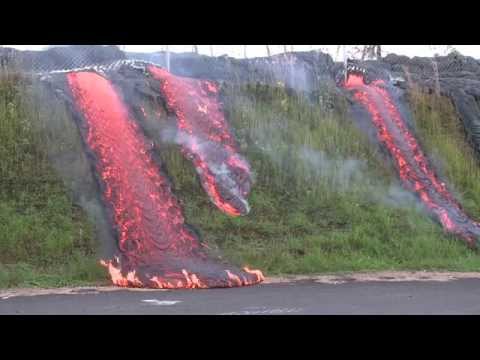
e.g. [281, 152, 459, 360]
[344, 73, 480, 247]
[41, 65, 263, 289]
[297, 146, 367, 190]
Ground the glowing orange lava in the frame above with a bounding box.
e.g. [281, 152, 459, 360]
[344, 73, 480, 247]
[65, 70, 264, 288]
[147, 65, 252, 217]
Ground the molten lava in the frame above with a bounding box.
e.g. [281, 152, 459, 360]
[147, 65, 252, 216]
[62, 70, 263, 288]
[344, 73, 480, 247]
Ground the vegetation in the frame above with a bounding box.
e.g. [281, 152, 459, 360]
[408, 88, 480, 219]
[161, 83, 480, 275]
[1, 68, 480, 289]
[0, 69, 105, 288]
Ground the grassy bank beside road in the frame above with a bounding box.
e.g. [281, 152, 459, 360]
[1, 71, 480, 288]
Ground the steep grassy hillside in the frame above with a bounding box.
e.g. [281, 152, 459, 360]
[161, 83, 480, 274]
[408, 88, 480, 219]
[0, 70, 105, 287]
[1, 70, 480, 289]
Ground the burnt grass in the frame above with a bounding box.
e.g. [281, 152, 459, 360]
[1, 71, 480, 288]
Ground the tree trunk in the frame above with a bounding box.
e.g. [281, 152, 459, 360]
[361, 46, 369, 60]
[266, 45, 271, 57]
[165, 45, 170, 72]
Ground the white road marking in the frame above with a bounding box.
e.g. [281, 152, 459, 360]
[142, 299, 181, 306]
[220, 307, 303, 315]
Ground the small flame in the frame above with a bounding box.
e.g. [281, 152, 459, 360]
[244, 267, 265, 282]
[65, 70, 264, 289]
[197, 104, 208, 114]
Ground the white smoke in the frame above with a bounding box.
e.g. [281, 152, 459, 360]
[160, 127, 251, 214]
[297, 146, 368, 190]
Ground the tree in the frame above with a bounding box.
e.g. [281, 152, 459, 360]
[429, 45, 455, 57]
[266, 45, 271, 57]
[346, 46, 363, 60]
[192, 45, 199, 54]
[244, 45, 247, 58]
[361, 45, 382, 60]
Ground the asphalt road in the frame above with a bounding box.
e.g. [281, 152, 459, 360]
[2, 278, 480, 314]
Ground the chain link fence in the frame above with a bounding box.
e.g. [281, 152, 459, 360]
[0, 45, 127, 73]
[2, 45, 480, 184]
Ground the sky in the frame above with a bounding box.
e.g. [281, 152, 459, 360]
[4, 45, 480, 60]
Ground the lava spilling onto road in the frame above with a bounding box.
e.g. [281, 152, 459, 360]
[344, 73, 480, 247]
[147, 65, 252, 216]
[61, 70, 263, 288]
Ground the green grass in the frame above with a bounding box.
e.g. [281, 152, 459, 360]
[2, 70, 480, 289]
[160, 82, 480, 275]
[0, 69, 106, 288]
[408, 88, 480, 219]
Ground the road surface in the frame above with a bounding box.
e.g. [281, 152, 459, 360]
[2, 276, 480, 314]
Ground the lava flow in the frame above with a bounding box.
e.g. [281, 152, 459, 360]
[344, 73, 480, 247]
[62, 70, 263, 288]
[147, 65, 252, 216]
